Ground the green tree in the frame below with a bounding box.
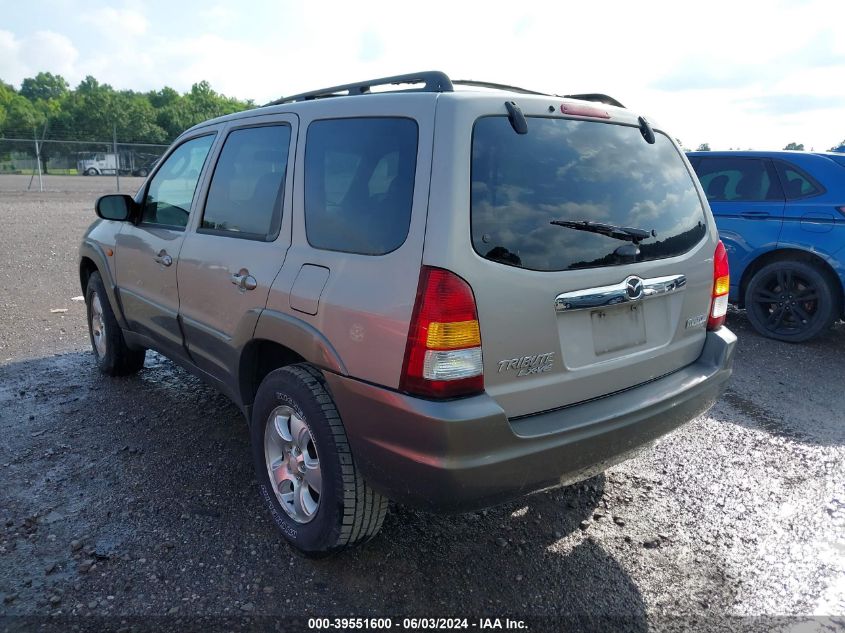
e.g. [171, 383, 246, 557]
[54, 76, 119, 141]
[2, 73, 253, 173]
[0, 81, 44, 134]
[155, 81, 252, 139]
[19, 76, 67, 168]
[19, 72, 69, 103]
[0, 81, 14, 131]
[0, 80, 49, 171]
[783, 142, 804, 151]
[696, 143, 711, 152]
[112, 91, 167, 144]
[147, 86, 180, 109]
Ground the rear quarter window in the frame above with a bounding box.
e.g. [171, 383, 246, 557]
[774, 160, 825, 199]
[304, 117, 418, 256]
[471, 116, 706, 271]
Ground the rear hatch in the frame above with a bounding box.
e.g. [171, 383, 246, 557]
[426, 94, 718, 419]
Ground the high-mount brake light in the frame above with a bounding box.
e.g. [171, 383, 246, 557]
[560, 103, 610, 119]
[708, 240, 730, 330]
[400, 267, 484, 399]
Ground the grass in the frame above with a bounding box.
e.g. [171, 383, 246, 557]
[0, 168, 79, 176]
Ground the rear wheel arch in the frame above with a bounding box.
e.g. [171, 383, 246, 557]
[238, 339, 307, 409]
[739, 248, 843, 314]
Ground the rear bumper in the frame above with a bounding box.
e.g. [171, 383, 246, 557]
[324, 328, 736, 512]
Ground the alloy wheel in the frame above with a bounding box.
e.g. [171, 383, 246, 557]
[263, 405, 322, 523]
[90, 292, 107, 358]
[749, 268, 819, 338]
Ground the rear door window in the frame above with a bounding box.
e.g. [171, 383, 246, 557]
[471, 117, 706, 271]
[694, 157, 783, 202]
[304, 117, 418, 255]
[200, 124, 291, 240]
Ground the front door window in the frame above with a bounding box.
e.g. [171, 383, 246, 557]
[141, 135, 215, 228]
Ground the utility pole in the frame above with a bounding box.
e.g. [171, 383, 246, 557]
[28, 121, 49, 192]
[113, 124, 120, 192]
[34, 126, 44, 192]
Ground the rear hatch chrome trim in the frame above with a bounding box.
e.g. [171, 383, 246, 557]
[554, 274, 687, 313]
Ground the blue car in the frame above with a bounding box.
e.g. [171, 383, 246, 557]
[688, 150, 845, 342]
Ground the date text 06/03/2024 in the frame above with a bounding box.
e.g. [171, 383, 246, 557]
[307, 617, 528, 629]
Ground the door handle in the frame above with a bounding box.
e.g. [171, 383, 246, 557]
[154, 250, 173, 267]
[231, 268, 257, 291]
[740, 211, 771, 219]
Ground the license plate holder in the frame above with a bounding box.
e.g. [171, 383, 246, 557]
[591, 304, 646, 355]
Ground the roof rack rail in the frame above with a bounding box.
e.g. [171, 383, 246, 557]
[266, 71, 454, 106]
[563, 93, 626, 109]
[451, 80, 549, 96]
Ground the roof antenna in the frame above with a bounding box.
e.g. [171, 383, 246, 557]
[505, 101, 528, 135]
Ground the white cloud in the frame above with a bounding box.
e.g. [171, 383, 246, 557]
[0, 29, 78, 86]
[200, 4, 238, 29]
[1, 0, 843, 149]
[81, 7, 148, 38]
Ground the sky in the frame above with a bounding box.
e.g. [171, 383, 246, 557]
[1, 0, 844, 151]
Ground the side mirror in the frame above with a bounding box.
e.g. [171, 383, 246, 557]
[95, 194, 136, 221]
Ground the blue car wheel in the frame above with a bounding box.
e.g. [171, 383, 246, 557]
[744, 260, 839, 342]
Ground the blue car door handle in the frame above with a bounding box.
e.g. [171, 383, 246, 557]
[740, 211, 771, 219]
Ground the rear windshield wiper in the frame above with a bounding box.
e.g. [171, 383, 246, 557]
[550, 219, 655, 244]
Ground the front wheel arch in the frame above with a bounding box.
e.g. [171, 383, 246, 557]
[79, 256, 98, 295]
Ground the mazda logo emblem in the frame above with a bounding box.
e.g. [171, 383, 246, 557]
[625, 276, 644, 300]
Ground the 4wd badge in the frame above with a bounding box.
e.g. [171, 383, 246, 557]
[497, 353, 555, 377]
[685, 314, 707, 329]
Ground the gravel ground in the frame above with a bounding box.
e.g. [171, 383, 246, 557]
[0, 176, 843, 632]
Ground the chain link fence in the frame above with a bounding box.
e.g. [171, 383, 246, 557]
[0, 138, 170, 190]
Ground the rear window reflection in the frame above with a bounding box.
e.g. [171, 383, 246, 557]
[471, 117, 706, 271]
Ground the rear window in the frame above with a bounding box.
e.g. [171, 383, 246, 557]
[471, 117, 706, 271]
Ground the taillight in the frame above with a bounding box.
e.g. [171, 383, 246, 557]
[400, 267, 484, 399]
[708, 240, 730, 330]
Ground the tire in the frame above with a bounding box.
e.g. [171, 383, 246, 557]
[85, 168, 97, 176]
[136, 169, 148, 177]
[744, 260, 839, 343]
[85, 271, 146, 375]
[250, 364, 387, 555]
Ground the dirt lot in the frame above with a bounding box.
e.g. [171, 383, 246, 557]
[0, 175, 843, 632]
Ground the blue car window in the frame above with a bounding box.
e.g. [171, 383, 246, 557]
[695, 157, 782, 202]
[774, 161, 824, 199]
